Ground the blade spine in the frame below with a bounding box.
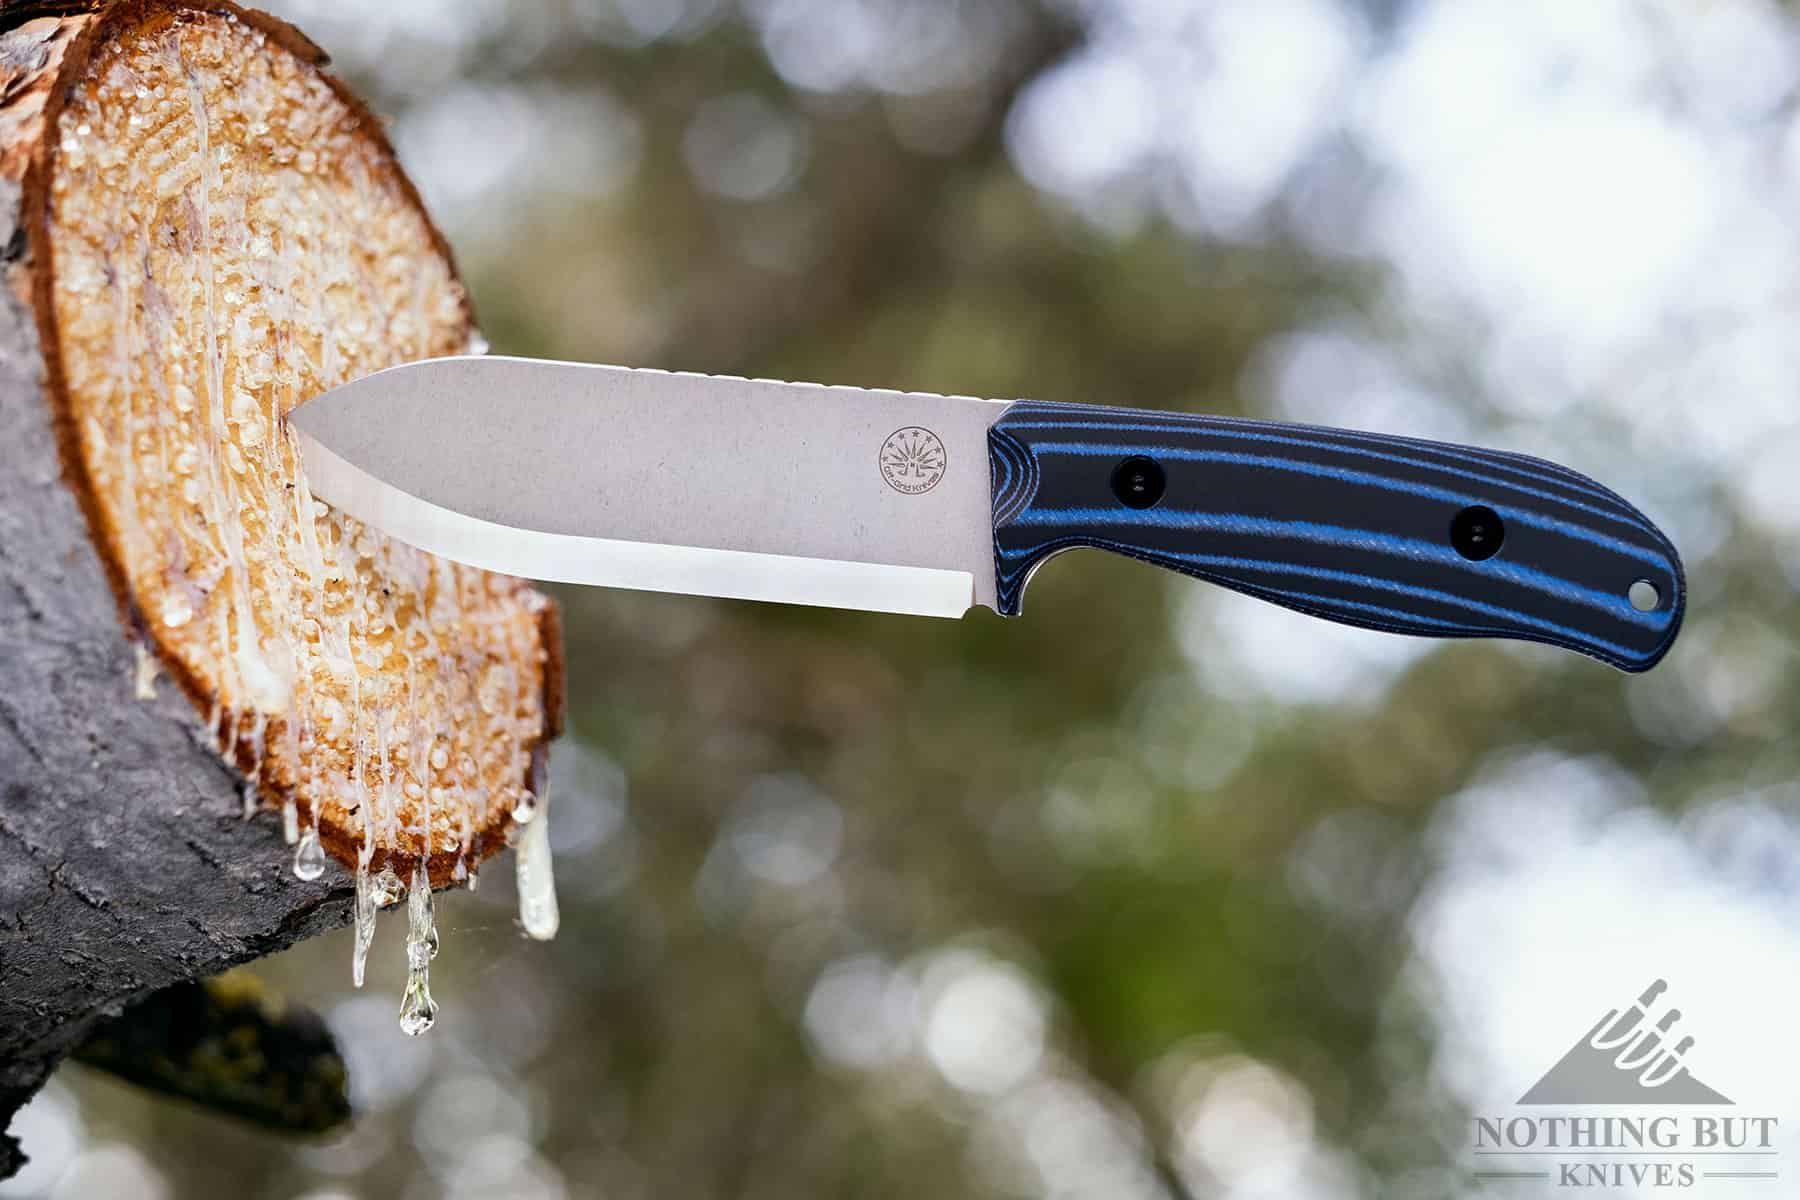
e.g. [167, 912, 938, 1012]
[413, 354, 1009, 405]
[294, 355, 1016, 428]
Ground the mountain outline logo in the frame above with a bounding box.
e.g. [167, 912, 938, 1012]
[1519, 979, 1732, 1106]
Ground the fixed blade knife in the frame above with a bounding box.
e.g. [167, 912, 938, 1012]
[288, 356, 1684, 672]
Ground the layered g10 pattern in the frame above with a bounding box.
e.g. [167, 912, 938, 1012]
[987, 401, 1684, 672]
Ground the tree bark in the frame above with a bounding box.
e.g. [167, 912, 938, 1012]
[0, 3, 559, 1175]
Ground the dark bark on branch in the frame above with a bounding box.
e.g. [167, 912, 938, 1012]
[0, 172, 352, 1174]
[72, 975, 350, 1136]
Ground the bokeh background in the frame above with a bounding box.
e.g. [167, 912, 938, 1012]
[6, 0, 1800, 1197]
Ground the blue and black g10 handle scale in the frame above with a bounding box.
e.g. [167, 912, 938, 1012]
[987, 401, 1684, 672]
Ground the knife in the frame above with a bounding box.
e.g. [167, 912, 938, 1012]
[287, 356, 1684, 672]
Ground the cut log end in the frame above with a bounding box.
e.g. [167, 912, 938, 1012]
[5, 0, 561, 886]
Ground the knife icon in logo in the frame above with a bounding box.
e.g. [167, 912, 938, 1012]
[1519, 980, 1731, 1105]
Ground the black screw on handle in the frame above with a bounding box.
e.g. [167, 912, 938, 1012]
[1111, 456, 1166, 509]
[1450, 504, 1505, 561]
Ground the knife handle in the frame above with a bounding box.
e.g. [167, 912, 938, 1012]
[987, 401, 1683, 672]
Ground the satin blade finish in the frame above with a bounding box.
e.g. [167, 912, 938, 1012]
[289, 357, 1006, 617]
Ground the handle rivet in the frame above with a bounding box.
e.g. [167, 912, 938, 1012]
[1111, 456, 1166, 509]
[1629, 579, 1661, 612]
[1450, 505, 1505, 561]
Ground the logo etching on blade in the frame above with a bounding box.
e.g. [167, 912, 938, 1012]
[880, 427, 947, 495]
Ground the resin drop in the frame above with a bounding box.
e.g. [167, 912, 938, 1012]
[133, 643, 159, 700]
[398, 861, 438, 1036]
[292, 828, 326, 880]
[160, 592, 193, 629]
[516, 810, 559, 941]
[351, 862, 376, 989]
[370, 866, 405, 907]
[398, 974, 437, 1037]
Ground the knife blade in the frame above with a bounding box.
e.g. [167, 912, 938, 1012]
[288, 355, 1685, 672]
